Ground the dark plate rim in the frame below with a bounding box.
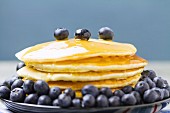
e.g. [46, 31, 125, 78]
[1, 97, 170, 110]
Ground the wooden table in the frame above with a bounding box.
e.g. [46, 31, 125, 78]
[0, 61, 170, 110]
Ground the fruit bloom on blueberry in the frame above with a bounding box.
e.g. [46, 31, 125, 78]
[34, 80, 49, 95]
[54, 28, 69, 40]
[10, 88, 26, 102]
[74, 29, 91, 40]
[0, 86, 10, 99]
[98, 27, 114, 40]
[58, 93, 72, 108]
[16, 62, 26, 71]
[82, 85, 99, 97]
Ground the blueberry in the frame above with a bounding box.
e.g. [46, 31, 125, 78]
[58, 93, 72, 108]
[100, 87, 113, 98]
[24, 94, 38, 104]
[135, 81, 149, 95]
[64, 88, 75, 99]
[0, 86, 10, 99]
[11, 79, 24, 90]
[98, 27, 114, 40]
[72, 98, 81, 108]
[166, 86, 170, 94]
[113, 89, 125, 97]
[23, 80, 34, 94]
[162, 89, 170, 99]
[82, 85, 99, 97]
[131, 91, 142, 104]
[34, 80, 49, 95]
[75, 29, 91, 40]
[121, 94, 137, 105]
[122, 86, 133, 94]
[143, 89, 159, 103]
[53, 99, 59, 106]
[49, 87, 61, 100]
[54, 28, 69, 40]
[16, 62, 25, 71]
[9, 76, 20, 86]
[143, 77, 156, 89]
[153, 77, 167, 88]
[141, 70, 156, 80]
[10, 88, 26, 102]
[109, 96, 121, 106]
[82, 94, 95, 108]
[96, 95, 109, 107]
[2, 80, 11, 89]
[37, 95, 52, 105]
[163, 80, 169, 88]
[152, 87, 164, 101]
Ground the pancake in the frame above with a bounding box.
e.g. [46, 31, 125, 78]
[17, 66, 143, 82]
[27, 55, 147, 72]
[21, 74, 140, 90]
[15, 39, 137, 63]
[46, 74, 140, 90]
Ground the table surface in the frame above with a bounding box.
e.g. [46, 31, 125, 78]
[0, 61, 170, 110]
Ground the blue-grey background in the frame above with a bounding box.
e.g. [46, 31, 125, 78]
[0, 0, 170, 60]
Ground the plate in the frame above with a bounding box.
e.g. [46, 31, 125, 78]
[1, 98, 170, 113]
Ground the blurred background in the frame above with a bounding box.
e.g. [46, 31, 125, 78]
[0, 0, 170, 61]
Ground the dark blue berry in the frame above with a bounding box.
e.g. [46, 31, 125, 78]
[34, 80, 49, 95]
[162, 80, 169, 89]
[82, 94, 95, 108]
[58, 93, 72, 108]
[162, 89, 170, 99]
[53, 99, 59, 106]
[131, 91, 142, 104]
[166, 86, 170, 94]
[49, 87, 61, 100]
[23, 80, 34, 94]
[72, 98, 81, 108]
[64, 88, 75, 99]
[9, 76, 19, 86]
[98, 27, 114, 40]
[141, 70, 156, 80]
[153, 77, 166, 88]
[10, 88, 26, 102]
[54, 28, 69, 40]
[121, 94, 137, 105]
[24, 94, 38, 104]
[100, 87, 113, 98]
[109, 96, 121, 106]
[135, 81, 149, 95]
[37, 95, 52, 105]
[143, 89, 159, 103]
[152, 87, 164, 101]
[96, 95, 109, 107]
[122, 85, 133, 94]
[113, 89, 125, 97]
[2, 80, 11, 89]
[11, 79, 24, 90]
[82, 85, 99, 97]
[0, 86, 10, 99]
[75, 29, 91, 40]
[16, 62, 25, 71]
[143, 77, 156, 89]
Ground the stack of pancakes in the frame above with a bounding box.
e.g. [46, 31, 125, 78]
[15, 39, 147, 96]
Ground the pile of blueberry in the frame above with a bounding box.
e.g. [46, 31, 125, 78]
[0, 70, 170, 108]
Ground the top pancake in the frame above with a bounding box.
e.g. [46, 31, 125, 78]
[15, 39, 137, 63]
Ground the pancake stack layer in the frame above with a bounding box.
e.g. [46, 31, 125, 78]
[16, 39, 147, 96]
